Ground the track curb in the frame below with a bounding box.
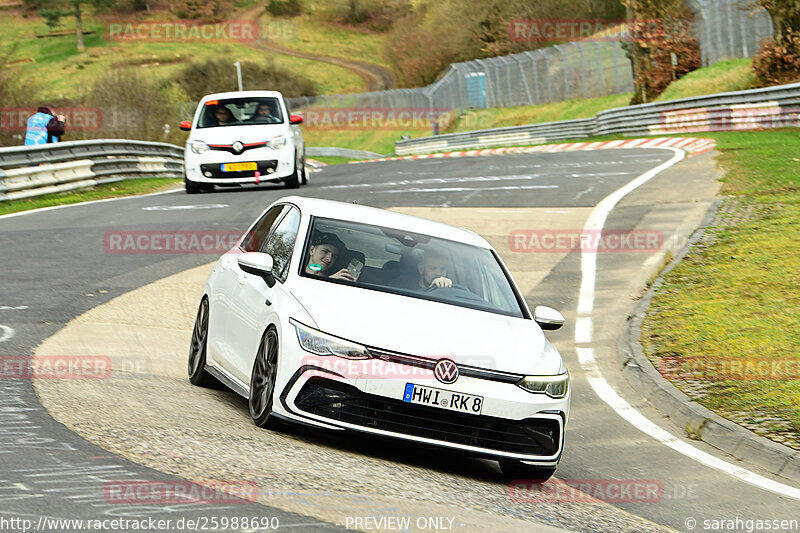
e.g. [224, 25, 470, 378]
[350, 137, 716, 164]
[620, 197, 800, 484]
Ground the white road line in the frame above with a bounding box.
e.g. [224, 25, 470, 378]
[0, 325, 14, 343]
[0, 188, 182, 221]
[575, 147, 800, 499]
[379, 185, 559, 193]
[0, 306, 28, 310]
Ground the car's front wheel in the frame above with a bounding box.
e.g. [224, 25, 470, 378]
[188, 298, 217, 387]
[185, 179, 214, 194]
[498, 459, 556, 482]
[249, 328, 280, 428]
[283, 153, 301, 189]
[300, 155, 308, 185]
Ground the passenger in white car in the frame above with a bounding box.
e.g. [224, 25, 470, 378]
[304, 232, 356, 281]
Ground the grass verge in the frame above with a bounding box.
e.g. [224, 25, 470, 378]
[654, 59, 756, 102]
[445, 93, 633, 133]
[0, 178, 180, 216]
[308, 155, 357, 165]
[641, 129, 800, 450]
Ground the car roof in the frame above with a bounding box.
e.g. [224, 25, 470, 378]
[276, 196, 491, 249]
[200, 91, 284, 102]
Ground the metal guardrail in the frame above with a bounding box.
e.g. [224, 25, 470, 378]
[0, 139, 184, 202]
[396, 82, 800, 155]
[395, 118, 595, 156]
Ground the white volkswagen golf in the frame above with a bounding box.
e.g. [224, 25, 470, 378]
[180, 90, 306, 193]
[189, 196, 570, 479]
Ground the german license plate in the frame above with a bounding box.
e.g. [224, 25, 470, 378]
[222, 162, 257, 172]
[402, 383, 483, 415]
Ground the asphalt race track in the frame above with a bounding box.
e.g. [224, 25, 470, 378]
[1, 149, 798, 532]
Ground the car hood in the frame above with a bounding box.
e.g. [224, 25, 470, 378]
[290, 280, 562, 376]
[191, 124, 287, 144]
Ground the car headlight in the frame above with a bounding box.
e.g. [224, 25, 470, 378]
[266, 135, 287, 150]
[290, 319, 371, 359]
[516, 372, 569, 398]
[189, 140, 209, 154]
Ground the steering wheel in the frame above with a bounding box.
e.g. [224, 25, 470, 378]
[425, 283, 484, 302]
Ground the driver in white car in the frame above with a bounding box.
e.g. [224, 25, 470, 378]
[397, 247, 453, 290]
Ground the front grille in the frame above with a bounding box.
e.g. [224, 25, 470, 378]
[199, 160, 278, 179]
[295, 378, 560, 457]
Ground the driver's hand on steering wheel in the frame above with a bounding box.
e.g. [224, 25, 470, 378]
[429, 276, 452, 288]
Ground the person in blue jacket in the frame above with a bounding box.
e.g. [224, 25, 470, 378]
[24, 106, 66, 146]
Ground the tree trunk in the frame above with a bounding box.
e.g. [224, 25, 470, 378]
[626, 4, 648, 104]
[75, 2, 85, 52]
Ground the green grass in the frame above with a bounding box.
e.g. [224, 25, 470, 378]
[308, 155, 358, 165]
[303, 128, 427, 156]
[2, 12, 364, 99]
[642, 129, 800, 448]
[0, 178, 180, 216]
[270, 13, 391, 70]
[445, 93, 634, 133]
[655, 59, 757, 102]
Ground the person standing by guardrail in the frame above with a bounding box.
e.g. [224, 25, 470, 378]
[24, 105, 66, 146]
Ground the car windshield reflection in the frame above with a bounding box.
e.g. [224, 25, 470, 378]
[197, 97, 285, 129]
[299, 217, 525, 318]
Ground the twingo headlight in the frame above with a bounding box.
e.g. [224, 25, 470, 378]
[516, 373, 569, 399]
[266, 135, 287, 150]
[189, 140, 209, 154]
[290, 319, 370, 360]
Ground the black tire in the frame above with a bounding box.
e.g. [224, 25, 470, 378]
[300, 156, 308, 185]
[249, 328, 280, 428]
[498, 459, 556, 483]
[188, 298, 217, 387]
[283, 154, 300, 189]
[185, 179, 203, 194]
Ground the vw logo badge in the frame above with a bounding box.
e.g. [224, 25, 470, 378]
[232, 141, 244, 154]
[434, 359, 459, 384]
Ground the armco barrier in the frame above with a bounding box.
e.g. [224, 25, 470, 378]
[395, 82, 800, 155]
[0, 139, 184, 202]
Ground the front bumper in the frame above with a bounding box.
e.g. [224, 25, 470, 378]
[184, 145, 295, 183]
[276, 355, 569, 464]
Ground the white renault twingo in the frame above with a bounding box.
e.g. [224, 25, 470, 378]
[180, 90, 306, 193]
[188, 196, 570, 480]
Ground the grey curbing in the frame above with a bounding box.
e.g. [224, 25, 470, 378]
[620, 198, 800, 482]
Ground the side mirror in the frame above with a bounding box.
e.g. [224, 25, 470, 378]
[289, 114, 303, 125]
[534, 305, 565, 331]
[179, 120, 192, 131]
[238, 252, 276, 287]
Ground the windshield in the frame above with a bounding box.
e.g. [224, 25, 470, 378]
[299, 217, 526, 318]
[197, 97, 284, 129]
